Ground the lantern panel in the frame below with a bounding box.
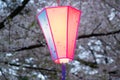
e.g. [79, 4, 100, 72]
[46, 7, 67, 58]
[67, 7, 81, 59]
[37, 10, 57, 60]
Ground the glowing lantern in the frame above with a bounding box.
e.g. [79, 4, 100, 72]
[37, 6, 81, 64]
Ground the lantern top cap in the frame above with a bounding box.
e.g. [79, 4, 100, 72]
[36, 6, 82, 18]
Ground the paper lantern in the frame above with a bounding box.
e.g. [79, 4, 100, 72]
[37, 6, 81, 64]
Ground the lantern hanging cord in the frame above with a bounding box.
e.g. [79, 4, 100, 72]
[62, 63, 66, 80]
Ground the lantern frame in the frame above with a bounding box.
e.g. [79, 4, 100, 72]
[37, 6, 81, 64]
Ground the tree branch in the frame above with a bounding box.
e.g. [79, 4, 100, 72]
[14, 43, 46, 52]
[0, 69, 8, 80]
[76, 58, 98, 68]
[0, 0, 30, 29]
[77, 29, 120, 39]
[103, 0, 120, 12]
[0, 60, 56, 72]
[92, 22, 102, 34]
[89, 48, 97, 65]
[2, 29, 119, 52]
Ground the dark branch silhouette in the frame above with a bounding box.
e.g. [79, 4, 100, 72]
[15, 43, 46, 52]
[0, 60, 56, 72]
[92, 22, 102, 34]
[2, 28, 119, 52]
[0, 69, 8, 80]
[103, 0, 120, 12]
[76, 58, 98, 68]
[0, 0, 30, 29]
[77, 29, 120, 39]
